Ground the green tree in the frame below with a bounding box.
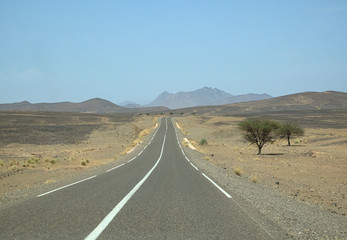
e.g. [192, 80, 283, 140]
[238, 118, 280, 155]
[277, 122, 304, 146]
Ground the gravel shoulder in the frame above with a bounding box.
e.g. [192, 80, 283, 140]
[173, 117, 347, 239]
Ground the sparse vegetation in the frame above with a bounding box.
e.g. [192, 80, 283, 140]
[26, 159, 34, 165]
[238, 118, 280, 155]
[10, 160, 19, 167]
[251, 174, 258, 183]
[49, 159, 56, 164]
[199, 139, 208, 146]
[81, 161, 86, 166]
[277, 122, 304, 146]
[234, 166, 243, 176]
[8, 165, 19, 171]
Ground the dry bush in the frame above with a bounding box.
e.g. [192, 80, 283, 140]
[234, 166, 243, 176]
[251, 174, 258, 183]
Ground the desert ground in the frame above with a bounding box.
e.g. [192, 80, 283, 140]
[0, 112, 157, 206]
[175, 113, 347, 217]
[1, 110, 346, 219]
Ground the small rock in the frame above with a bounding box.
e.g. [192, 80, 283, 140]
[276, 181, 280, 185]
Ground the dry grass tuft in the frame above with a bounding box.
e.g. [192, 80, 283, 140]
[251, 174, 258, 183]
[234, 166, 243, 176]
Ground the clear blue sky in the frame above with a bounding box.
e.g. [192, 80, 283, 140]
[1, 1, 346, 104]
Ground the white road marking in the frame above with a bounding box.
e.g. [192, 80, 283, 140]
[85, 118, 168, 240]
[106, 163, 125, 172]
[127, 157, 136, 163]
[185, 156, 190, 162]
[190, 162, 198, 171]
[36, 175, 97, 197]
[201, 173, 232, 199]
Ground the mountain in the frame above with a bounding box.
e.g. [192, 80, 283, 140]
[219, 93, 273, 104]
[0, 98, 124, 114]
[229, 91, 347, 113]
[147, 87, 271, 109]
[119, 101, 142, 108]
[171, 91, 347, 115]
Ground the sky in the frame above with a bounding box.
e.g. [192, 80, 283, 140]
[1, 1, 346, 105]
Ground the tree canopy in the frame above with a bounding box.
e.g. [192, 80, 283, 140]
[277, 122, 304, 146]
[238, 118, 280, 155]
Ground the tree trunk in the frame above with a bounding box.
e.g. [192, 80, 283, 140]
[257, 145, 262, 155]
[287, 136, 291, 146]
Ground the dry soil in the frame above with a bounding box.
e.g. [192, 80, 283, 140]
[0, 112, 157, 206]
[175, 115, 347, 217]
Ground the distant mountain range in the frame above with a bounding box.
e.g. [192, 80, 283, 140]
[127, 87, 271, 109]
[2, 88, 345, 114]
[0, 98, 167, 114]
[0, 98, 124, 114]
[172, 91, 347, 115]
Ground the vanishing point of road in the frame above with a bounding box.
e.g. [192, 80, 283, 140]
[0, 118, 283, 239]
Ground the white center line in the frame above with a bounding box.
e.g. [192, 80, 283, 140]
[37, 175, 97, 197]
[84, 118, 168, 240]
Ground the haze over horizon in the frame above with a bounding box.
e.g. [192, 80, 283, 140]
[1, 1, 346, 105]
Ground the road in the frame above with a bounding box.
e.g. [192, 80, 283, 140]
[0, 118, 278, 239]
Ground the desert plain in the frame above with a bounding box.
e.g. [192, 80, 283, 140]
[0, 111, 157, 206]
[175, 110, 347, 217]
[0, 108, 346, 221]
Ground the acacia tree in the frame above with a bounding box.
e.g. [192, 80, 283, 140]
[238, 118, 280, 155]
[277, 122, 304, 146]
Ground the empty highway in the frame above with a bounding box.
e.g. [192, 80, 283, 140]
[0, 118, 281, 239]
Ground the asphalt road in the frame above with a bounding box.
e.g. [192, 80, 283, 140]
[0, 118, 277, 239]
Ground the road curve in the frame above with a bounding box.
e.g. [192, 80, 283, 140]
[0, 118, 280, 239]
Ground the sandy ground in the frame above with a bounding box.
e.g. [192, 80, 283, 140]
[176, 115, 347, 217]
[0, 114, 157, 205]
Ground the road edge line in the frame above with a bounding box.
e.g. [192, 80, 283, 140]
[201, 173, 232, 199]
[36, 175, 97, 197]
